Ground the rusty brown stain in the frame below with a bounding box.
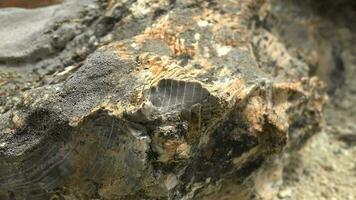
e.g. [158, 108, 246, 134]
[0, 0, 63, 9]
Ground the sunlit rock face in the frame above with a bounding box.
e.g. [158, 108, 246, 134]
[0, 0, 326, 200]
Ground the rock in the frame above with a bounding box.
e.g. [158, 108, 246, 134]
[0, 0, 135, 73]
[0, 0, 328, 200]
[0, 0, 86, 64]
[278, 188, 292, 199]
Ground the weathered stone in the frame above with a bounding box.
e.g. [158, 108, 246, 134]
[0, 0, 329, 200]
[0, 0, 86, 64]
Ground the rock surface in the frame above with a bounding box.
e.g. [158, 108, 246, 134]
[1, 0, 353, 199]
[257, 1, 356, 200]
[0, 0, 91, 67]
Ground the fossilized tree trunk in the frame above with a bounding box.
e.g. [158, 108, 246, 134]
[0, 0, 327, 200]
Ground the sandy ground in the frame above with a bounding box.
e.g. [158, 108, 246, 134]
[275, 106, 356, 200]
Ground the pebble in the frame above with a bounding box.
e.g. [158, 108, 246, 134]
[165, 174, 178, 190]
[0, 142, 6, 148]
[278, 188, 292, 198]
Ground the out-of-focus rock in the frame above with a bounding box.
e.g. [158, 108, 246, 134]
[0, 0, 86, 65]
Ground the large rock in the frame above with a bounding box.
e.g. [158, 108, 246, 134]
[0, 0, 88, 64]
[0, 0, 327, 199]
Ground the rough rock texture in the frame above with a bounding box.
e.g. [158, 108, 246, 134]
[2, 0, 352, 199]
[255, 1, 356, 200]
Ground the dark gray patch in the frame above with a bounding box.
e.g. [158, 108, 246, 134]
[148, 79, 209, 112]
[57, 50, 138, 119]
